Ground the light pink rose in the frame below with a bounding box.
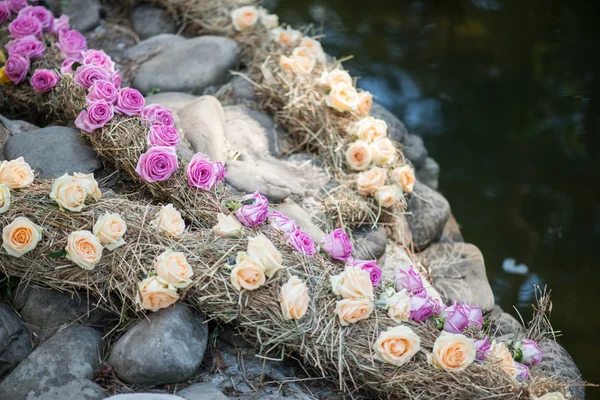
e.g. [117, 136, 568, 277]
[75, 100, 114, 133]
[74, 64, 111, 90]
[114, 87, 145, 116]
[185, 152, 226, 190]
[51, 15, 70, 37]
[135, 146, 179, 183]
[6, 0, 27, 15]
[233, 190, 268, 227]
[286, 227, 316, 257]
[321, 228, 353, 262]
[267, 211, 296, 233]
[141, 104, 175, 126]
[6, 35, 45, 60]
[9, 16, 43, 39]
[87, 80, 118, 104]
[60, 58, 78, 74]
[0, 3, 9, 24]
[4, 55, 30, 84]
[30, 69, 61, 93]
[57, 29, 87, 59]
[18, 6, 54, 32]
[147, 125, 179, 147]
[81, 49, 115, 72]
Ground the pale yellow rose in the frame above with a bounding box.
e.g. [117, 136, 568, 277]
[0, 184, 10, 214]
[351, 116, 388, 142]
[49, 174, 87, 212]
[373, 325, 421, 366]
[299, 37, 325, 63]
[271, 27, 302, 47]
[318, 69, 352, 89]
[151, 204, 185, 237]
[391, 165, 416, 194]
[247, 234, 283, 278]
[259, 8, 279, 29]
[335, 298, 373, 326]
[73, 172, 101, 201]
[231, 6, 259, 31]
[230, 251, 266, 291]
[136, 276, 179, 312]
[356, 166, 387, 196]
[280, 275, 309, 320]
[345, 140, 373, 171]
[386, 289, 411, 323]
[213, 212, 243, 237]
[0, 157, 34, 189]
[2, 216, 42, 257]
[357, 91, 373, 117]
[291, 46, 316, 74]
[279, 55, 298, 77]
[325, 82, 360, 113]
[488, 340, 517, 377]
[373, 185, 402, 208]
[92, 212, 127, 250]
[154, 249, 194, 288]
[65, 230, 103, 270]
[331, 266, 374, 300]
[370, 138, 397, 166]
[534, 393, 566, 400]
[429, 332, 476, 372]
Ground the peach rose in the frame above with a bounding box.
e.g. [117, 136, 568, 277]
[373, 185, 402, 208]
[280, 275, 310, 320]
[50, 174, 88, 212]
[429, 332, 476, 372]
[345, 140, 373, 171]
[65, 230, 104, 270]
[73, 172, 101, 201]
[391, 165, 416, 194]
[247, 234, 283, 278]
[325, 82, 360, 113]
[535, 393, 566, 400]
[2, 217, 42, 257]
[356, 166, 386, 196]
[335, 298, 373, 326]
[92, 212, 127, 250]
[318, 69, 352, 90]
[488, 340, 517, 377]
[351, 116, 388, 142]
[300, 37, 325, 63]
[279, 55, 297, 77]
[151, 204, 185, 237]
[154, 249, 194, 288]
[373, 325, 421, 366]
[136, 276, 179, 312]
[0, 157, 34, 189]
[386, 289, 411, 323]
[291, 46, 316, 74]
[370, 138, 397, 166]
[357, 91, 373, 117]
[213, 212, 243, 237]
[231, 6, 259, 31]
[230, 251, 266, 291]
[0, 184, 10, 214]
[271, 27, 302, 47]
[259, 8, 279, 29]
[331, 266, 374, 300]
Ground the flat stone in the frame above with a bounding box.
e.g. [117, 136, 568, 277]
[105, 395, 185, 400]
[370, 103, 408, 143]
[177, 382, 228, 400]
[62, 0, 101, 32]
[352, 226, 387, 260]
[125, 34, 186, 60]
[132, 5, 177, 40]
[406, 181, 450, 251]
[133, 36, 238, 95]
[273, 200, 325, 243]
[0, 325, 104, 399]
[416, 156, 440, 190]
[440, 212, 464, 243]
[402, 133, 428, 168]
[108, 304, 209, 385]
[3, 126, 102, 179]
[0, 301, 32, 379]
[532, 339, 585, 399]
[418, 242, 495, 312]
[145, 92, 198, 113]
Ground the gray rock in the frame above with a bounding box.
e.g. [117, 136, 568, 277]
[108, 304, 209, 385]
[273, 201, 325, 243]
[178, 96, 228, 162]
[488, 306, 523, 336]
[62, 0, 101, 32]
[3, 126, 102, 179]
[416, 156, 440, 190]
[177, 383, 228, 400]
[439, 212, 464, 243]
[0, 301, 31, 379]
[380, 244, 414, 282]
[418, 242, 495, 312]
[370, 103, 408, 143]
[145, 92, 197, 114]
[532, 339, 585, 399]
[229, 75, 258, 104]
[133, 36, 238, 95]
[406, 181, 450, 251]
[352, 226, 387, 260]
[0, 113, 39, 137]
[105, 395, 185, 400]
[131, 5, 177, 40]
[402, 133, 428, 168]
[388, 213, 412, 247]
[125, 34, 186, 60]
[0, 325, 104, 399]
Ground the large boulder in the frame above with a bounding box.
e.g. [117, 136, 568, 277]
[125, 34, 186, 60]
[178, 96, 228, 162]
[131, 5, 177, 40]
[145, 92, 198, 114]
[439, 212, 464, 243]
[0, 301, 31, 379]
[402, 133, 428, 168]
[406, 182, 450, 251]
[415, 156, 440, 190]
[532, 339, 585, 400]
[58, 0, 101, 32]
[352, 226, 387, 261]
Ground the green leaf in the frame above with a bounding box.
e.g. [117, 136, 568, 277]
[225, 200, 241, 211]
[241, 198, 256, 205]
[48, 249, 67, 259]
[71, 62, 82, 72]
[149, 87, 161, 95]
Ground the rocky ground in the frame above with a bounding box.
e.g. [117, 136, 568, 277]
[0, 1, 584, 399]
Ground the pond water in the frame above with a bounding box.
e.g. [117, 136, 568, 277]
[268, 0, 600, 392]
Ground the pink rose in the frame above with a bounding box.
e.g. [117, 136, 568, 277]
[87, 80, 118, 104]
[442, 302, 470, 333]
[0, 2, 10, 24]
[18, 6, 53, 32]
[519, 339, 543, 366]
[465, 304, 483, 329]
[74, 64, 111, 90]
[474, 337, 491, 361]
[114, 87, 145, 116]
[148, 125, 180, 147]
[349, 259, 382, 288]
[6, 35, 45, 60]
[60, 58, 78, 74]
[74, 100, 114, 133]
[51, 15, 70, 37]
[6, 0, 27, 14]
[30, 69, 61, 93]
[285, 227, 316, 257]
[234, 190, 268, 227]
[57, 29, 87, 59]
[81, 49, 115, 72]
[321, 228, 352, 262]
[395, 266, 425, 294]
[409, 290, 439, 323]
[185, 152, 226, 190]
[135, 146, 179, 183]
[141, 104, 175, 126]
[515, 362, 529, 380]
[4, 55, 30, 84]
[110, 70, 121, 88]
[9, 16, 43, 39]
[267, 211, 296, 233]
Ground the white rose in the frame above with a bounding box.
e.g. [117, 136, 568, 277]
[65, 230, 103, 270]
[92, 212, 127, 250]
[2, 216, 43, 257]
[345, 140, 373, 171]
[370, 138, 397, 165]
[271, 27, 302, 47]
[151, 204, 185, 237]
[247, 234, 283, 278]
[136, 276, 179, 312]
[487, 340, 517, 377]
[330, 267, 374, 301]
[280, 275, 310, 320]
[231, 6, 259, 31]
[49, 174, 87, 212]
[318, 69, 352, 90]
[300, 37, 325, 63]
[291, 46, 316, 74]
[259, 8, 279, 29]
[356, 166, 387, 196]
[325, 82, 360, 113]
[0, 184, 10, 214]
[386, 289, 411, 323]
[213, 212, 243, 237]
[373, 185, 402, 208]
[73, 172, 101, 200]
[357, 91, 373, 117]
[0, 157, 34, 189]
[391, 165, 416, 194]
[154, 249, 194, 288]
[351, 117, 387, 142]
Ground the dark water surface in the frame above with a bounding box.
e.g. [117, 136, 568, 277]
[268, 0, 600, 391]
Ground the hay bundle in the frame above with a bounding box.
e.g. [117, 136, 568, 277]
[0, 181, 570, 399]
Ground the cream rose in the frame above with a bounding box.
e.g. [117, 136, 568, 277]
[370, 138, 397, 166]
[50, 174, 87, 212]
[230, 251, 266, 291]
[488, 340, 517, 377]
[534, 393, 566, 400]
[2, 216, 42, 257]
[231, 6, 259, 31]
[373, 185, 402, 208]
[386, 289, 411, 323]
[335, 298, 373, 326]
[0, 184, 10, 214]
[331, 267, 374, 300]
[213, 212, 243, 238]
[92, 212, 127, 250]
[357, 91, 373, 117]
[429, 332, 476, 372]
[291, 46, 316, 74]
[259, 8, 279, 29]
[247, 234, 283, 278]
[271, 27, 302, 47]
[279, 55, 297, 77]
[73, 172, 101, 201]
[391, 165, 416, 194]
[351, 117, 387, 142]
[65, 230, 103, 270]
[151, 204, 185, 237]
[325, 82, 360, 113]
[356, 166, 387, 196]
[154, 249, 194, 288]
[280, 275, 310, 320]
[0, 157, 34, 189]
[318, 69, 352, 89]
[373, 325, 421, 366]
[345, 140, 373, 171]
[136, 276, 179, 312]
[300, 37, 325, 63]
